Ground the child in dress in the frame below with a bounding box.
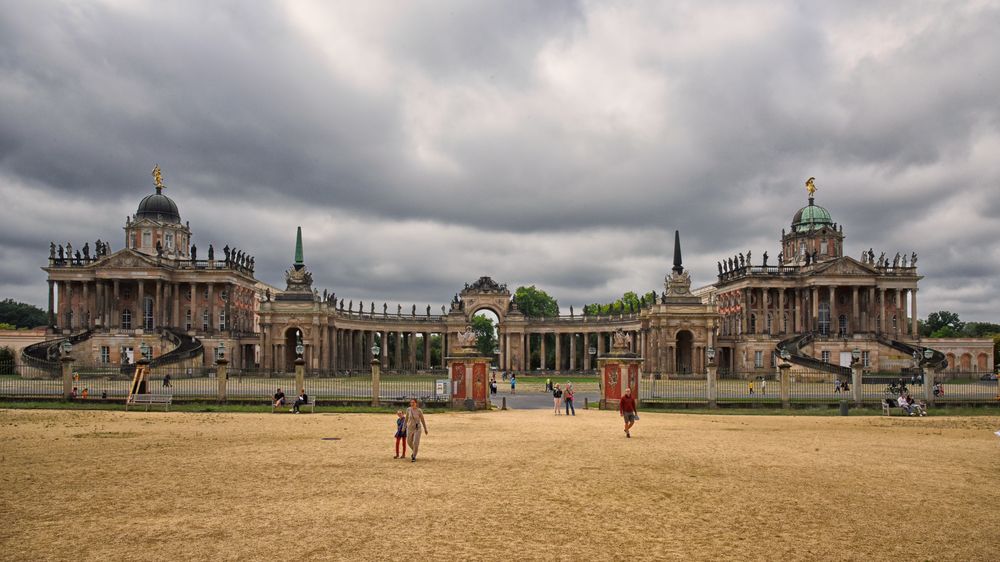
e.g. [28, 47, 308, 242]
[394, 410, 407, 459]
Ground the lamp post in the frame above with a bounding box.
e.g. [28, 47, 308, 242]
[706, 345, 716, 366]
[294, 330, 306, 396]
[216, 341, 229, 401]
[706, 345, 718, 408]
[216, 341, 226, 363]
[850, 347, 863, 407]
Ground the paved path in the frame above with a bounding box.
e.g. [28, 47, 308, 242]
[489, 389, 598, 410]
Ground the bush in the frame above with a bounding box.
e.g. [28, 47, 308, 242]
[0, 346, 14, 375]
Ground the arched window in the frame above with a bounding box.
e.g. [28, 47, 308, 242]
[838, 314, 848, 337]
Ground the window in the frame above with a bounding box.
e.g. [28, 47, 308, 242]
[754, 351, 764, 368]
[862, 351, 870, 367]
[750, 314, 757, 334]
[799, 242, 805, 258]
[142, 231, 151, 248]
[820, 239, 828, 254]
[185, 310, 192, 331]
[203, 287, 209, 299]
[770, 352, 775, 368]
[129, 233, 136, 249]
[219, 311, 227, 331]
[818, 303, 831, 336]
[202, 310, 209, 331]
[100, 346, 110, 364]
[165, 232, 174, 250]
[121, 309, 132, 330]
[141, 344, 152, 361]
[143, 296, 154, 330]
[766, 313, 773, 335]
[783, 313, 789, 333]
[838, 314, 848, 338]
[821, 351, 831, 363]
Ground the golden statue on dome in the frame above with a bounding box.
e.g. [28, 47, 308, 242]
[152, 165, 164, 190]
[805, 176, 817, 197]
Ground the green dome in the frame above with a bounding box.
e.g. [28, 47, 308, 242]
[792, 199, 832, 232]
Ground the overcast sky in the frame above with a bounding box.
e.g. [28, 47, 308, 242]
[1, 1, 999, 321]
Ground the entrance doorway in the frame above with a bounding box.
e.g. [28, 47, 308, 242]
[676, 330, 693, 374]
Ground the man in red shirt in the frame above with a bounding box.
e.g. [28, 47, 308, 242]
[619, 387, 638, 438]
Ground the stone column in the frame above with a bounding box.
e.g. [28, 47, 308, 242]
[113, 280, 121, 329]
[569, 333, 577, 372]
[137, 280, 145, 331]
[82, 282, 90, 329]
[554, 332, 562, 373]
[811, 287, 819, 332]
[777, 289, 785, 334]
[188, 282, 196, 332]
[172, 283, 180, 328]
[893, 290, 901, 335]
[62, 352, 75, 400]
[294, 355, 305, 396]
[829, 286, 836, 335]
[910, 289, 918, 337]
[878, 287, 886, 334]
[207, 283, 215, 334]
[47, 280, 55, 327]
[794, 289, 803, 332]
[540, 333, 547, 371]
[851, 286, 859, 335]
[224, 283, 232, 333]
[394, 331, 402, 371]
[408, 332, 417, 371]
[504, 332, 511, 371]
[153, 280, 162, 330]
[380, 331, 388, 367]
[423, 332, 431, 370]
[583, 333, 592, 371]
[742, 289, 750, 334]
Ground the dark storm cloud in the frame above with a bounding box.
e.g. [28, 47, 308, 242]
[1, 1, 998, 320]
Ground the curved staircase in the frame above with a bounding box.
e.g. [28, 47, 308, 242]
[876, 335, 948, 371]
[775, 332, 851, 377]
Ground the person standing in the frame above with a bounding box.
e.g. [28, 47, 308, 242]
[553, 384, 563, 415]
[620, 387, 638, 438]
[546, 377, 552, 392]
[404, 399, 429, 462]
[748, 379, 754, 395]
[162, 373, 172, 388]
[760, 378, 767, 395]
[564, 383, 576, 416]
[510, 374, 517, 394]
[393, 410, 407, 459]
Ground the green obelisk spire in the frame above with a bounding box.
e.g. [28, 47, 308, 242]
[294, 226, 304, 270]
[672, 230, 684, 274]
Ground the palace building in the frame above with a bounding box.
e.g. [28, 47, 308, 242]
[23, 170, 993, 378]
[26, 168, 273, 370]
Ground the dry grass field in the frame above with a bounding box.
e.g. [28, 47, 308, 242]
[1, 407, 998, 561]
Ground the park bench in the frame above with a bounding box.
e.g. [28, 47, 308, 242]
[126, 394, 173, 412]
[272, 396, 315, 413]
[882, 398, 926, 417]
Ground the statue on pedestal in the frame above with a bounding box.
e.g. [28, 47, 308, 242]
[208, 245, 214, 261]
[762, 251, 768, 267]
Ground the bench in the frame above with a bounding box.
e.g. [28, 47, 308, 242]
[126, 394, 173, 411]
[271, 396, 315, 413]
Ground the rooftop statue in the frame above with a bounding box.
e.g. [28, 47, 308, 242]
[762, 251, 768, 266]
[152, 164, 164, 190]
[805, 176, 817, 197]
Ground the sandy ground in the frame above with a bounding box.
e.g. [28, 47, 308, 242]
[1, 408, 998, 561]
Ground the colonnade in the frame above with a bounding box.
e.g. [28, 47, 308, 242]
[49, 278, 254, 334]
[718, 285, 919, 339]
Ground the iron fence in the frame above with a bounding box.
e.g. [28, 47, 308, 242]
[641, 378, 708, 402]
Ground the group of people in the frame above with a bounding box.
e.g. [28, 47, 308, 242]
[833, 379, 851, 393]
[394, 399, 429, 462]
[897, 392, 927, 416]
[272, 388, 310, 413]
[747, 378, 767, 395]
[550, 382, 576, 415]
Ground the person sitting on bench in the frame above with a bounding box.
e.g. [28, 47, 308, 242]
[273, 388, 286, 408]
[292, 389, 308, 413]
[897, 393, 911, 414]
[905, 392, 927, 416]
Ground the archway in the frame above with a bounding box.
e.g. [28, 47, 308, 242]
[676, 330, 694, 374]
[284, 327, 302, 372]
[977, 353, 988, 372]
[468, 307, 502, 378]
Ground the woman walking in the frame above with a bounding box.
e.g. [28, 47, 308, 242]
[404, 398, 429, 462]
[553, 383, 563, 415]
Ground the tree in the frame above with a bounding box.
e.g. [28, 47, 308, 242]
[961, 322, 1000, 337]
[471, 314, 498, 357]
[583, 291, 656, 316]
[0, 346, 13, 374]
[920, 311, 964, 337]
[0, 299, 47, 329]
[512, 286, 559, 318]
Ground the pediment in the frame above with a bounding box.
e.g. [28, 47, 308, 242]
[811, 257, 877, 277]
[93, 249, 161, 269]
